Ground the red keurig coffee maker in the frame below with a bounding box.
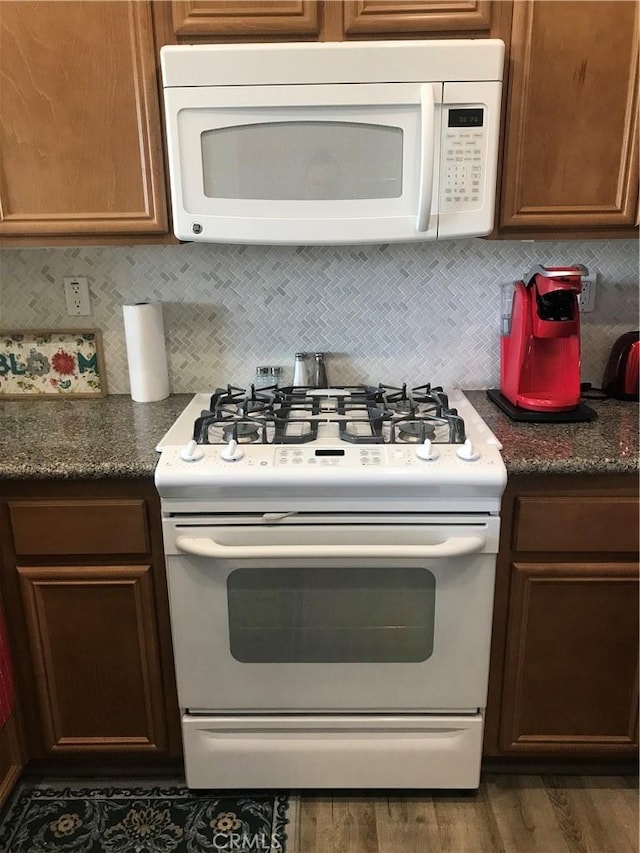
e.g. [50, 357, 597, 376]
[488, 264, 597, 422]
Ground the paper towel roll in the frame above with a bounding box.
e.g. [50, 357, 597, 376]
[123, 302, 170, 402]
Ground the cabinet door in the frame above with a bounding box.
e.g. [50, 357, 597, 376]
[170, 1, 320, 37]
[18, 564, 168, 754]
[500, 0, 639, 233]
[342, 0, 492, 35]
[0, 1, 168, 238]
[500, 562, 639, 755]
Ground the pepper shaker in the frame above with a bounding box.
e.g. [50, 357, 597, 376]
[313, 352, 328, 388]
[269, 366, 286, 387]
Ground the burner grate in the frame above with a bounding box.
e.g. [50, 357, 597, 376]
[192, 382, 467, 445]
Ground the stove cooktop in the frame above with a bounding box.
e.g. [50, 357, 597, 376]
[155, 386, 506, 510]
[158, 384, 502, 450]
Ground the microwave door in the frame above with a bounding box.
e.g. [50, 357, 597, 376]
[163, 83, 443, 244]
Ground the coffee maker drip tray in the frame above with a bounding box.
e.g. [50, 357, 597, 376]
[487, 389, 598, 423]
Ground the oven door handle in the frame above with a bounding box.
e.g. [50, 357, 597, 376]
[174, 535, 486, 560]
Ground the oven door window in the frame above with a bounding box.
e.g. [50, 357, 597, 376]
[227, 566, 435, 663]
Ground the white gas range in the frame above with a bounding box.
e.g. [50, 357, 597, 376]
[155, 383, 507, 790]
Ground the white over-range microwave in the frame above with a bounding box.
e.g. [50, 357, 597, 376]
[161, 39, 504, 245]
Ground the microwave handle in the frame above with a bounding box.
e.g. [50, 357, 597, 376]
[175, 534, 486, 560]
[416, 84, 435, 232]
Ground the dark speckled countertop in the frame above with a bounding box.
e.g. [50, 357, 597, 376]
[0, 394, 192, 480]
[0, 391, 637, 480]
[464, 390, 638, 475]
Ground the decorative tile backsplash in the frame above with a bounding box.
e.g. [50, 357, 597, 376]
[1, 239, 637, 394]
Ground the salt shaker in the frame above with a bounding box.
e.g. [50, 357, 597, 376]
[292, 352, 309, 387]
[313, 352, 328, 388]
[253, 366, 272, 389]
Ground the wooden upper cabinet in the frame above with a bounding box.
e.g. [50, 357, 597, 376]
[161, 0, 508, 41]
[170, 1, 321, 38]
[500, 0, 639, 234]
[0, 1, 168, 238]
[342, 1, 493, 35]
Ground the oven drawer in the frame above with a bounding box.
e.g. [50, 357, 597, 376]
[182, 713, 484, 789]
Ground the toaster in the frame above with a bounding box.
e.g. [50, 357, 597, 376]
[602, 331, 640, 400]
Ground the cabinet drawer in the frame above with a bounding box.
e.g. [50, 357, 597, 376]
[514, 496, 640, 553]
[9, 500, 150, 556]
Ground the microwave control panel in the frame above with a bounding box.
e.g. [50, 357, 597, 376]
[440, 107, 486, 212]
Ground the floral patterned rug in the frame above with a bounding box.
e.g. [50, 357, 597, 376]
[0, 780, 298, 853]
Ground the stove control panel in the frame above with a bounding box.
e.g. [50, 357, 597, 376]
[271, 444, 488, 467]
[160, 442, 505, 473]
[275, 447, 387, 466]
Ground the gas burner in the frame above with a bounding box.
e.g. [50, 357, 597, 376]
[378, 383, 411, 409]
[376, 383, 452, 419]
[395, 419, 437, 443]
[208, 385, 246, 411]
[411, 384, 449, 416]
[390, 400, 415, 415]
[238, 399, 271, 416]
[193, 412, 278, 445]
[222, 421, 261, 443]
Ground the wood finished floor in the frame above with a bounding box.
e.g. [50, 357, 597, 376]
[297, 775, 639, 853]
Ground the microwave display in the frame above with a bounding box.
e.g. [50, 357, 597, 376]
[448, 108, 484, 128]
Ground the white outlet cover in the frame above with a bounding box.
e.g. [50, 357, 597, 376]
[63, 277, 91, 316]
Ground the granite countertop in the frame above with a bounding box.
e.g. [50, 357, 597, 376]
[0, 394, 193, 480]
[464, 390, 639, 475]
[0, 392, 637, 480]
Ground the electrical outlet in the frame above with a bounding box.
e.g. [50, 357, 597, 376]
[63, 277, 91, 316]
[578, 273, 597, 313]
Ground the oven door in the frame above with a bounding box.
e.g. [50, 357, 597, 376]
[163, 514, 499, 713]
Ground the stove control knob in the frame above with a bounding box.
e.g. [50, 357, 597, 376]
[179, 440, 204, 462]
[221, 439, 244, 462]
[457, 439, 480, 461]
[416, 439, 439, 461]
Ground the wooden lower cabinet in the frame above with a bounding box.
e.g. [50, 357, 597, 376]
[484, 474, 640, 760]
[500, 561, 638, 754]
[0, 480, 181, 769]
[18, 564, 167, 754]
